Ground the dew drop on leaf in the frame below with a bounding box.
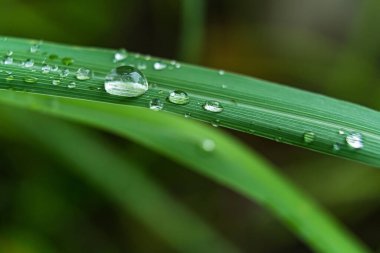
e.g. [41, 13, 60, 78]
[104, 66, 148, 97]
[346, 133, 363, 149]
[24, 76, 38, 83]
[76, 68, 92, 80]
[167, 90, 189, 105]
[201, 139, 216, 152]
[153, 61, 167, 70]
[149, 98, 164, 111]
[114, 49, 128, 62]
[203, 101, 224, 113]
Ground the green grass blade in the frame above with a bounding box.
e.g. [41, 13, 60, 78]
[0, 90, 370, 253]
[3, 110, 240, 253]
[0, 37, 379, 166]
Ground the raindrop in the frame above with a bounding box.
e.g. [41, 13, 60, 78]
[3, 56, 13, 65]
[137, 63, 147, 70]
[218, 70, 225, 75]
[30, 43, 40, 53]
[68, 81, 76, 88]
[346, 133, 363, 149]
[153, 61, 167, 70]
[338, 129, 345, 135]
[60, 68, 70, 77]
[201, 139, 216, 152]
[23, 59, 34, 68]
[203, 101, 224, 113]
[149, 98, 164, 111]
[332, 143, 340, 152]
[52, 79, 60, 85]
[51, 65, 59, 72]
[41, 64, 51, 74]
[24, 76, 38, 83]
[104, 65, 148, 97]
[303, 131, 315, 144]
[184, 112, 191, 118]
[211, 119, 220, 127]
[76, 68, 92, 80]
[167, 90, 189, 105]
[114, 49, 128, 62]
[62, 57, 74, 66]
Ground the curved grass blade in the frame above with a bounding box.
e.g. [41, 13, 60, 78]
[2, 109, 241, 253]
[0, 90, 370, 253]
[0, 37, 379, 166]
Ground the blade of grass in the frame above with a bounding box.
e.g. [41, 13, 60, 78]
[2, 108, 240, 253]
[0, 90, 370, 253]
[0, 37, 379, 166]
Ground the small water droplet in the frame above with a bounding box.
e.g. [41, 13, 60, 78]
[149, 98, 164, 111]
[41, 64, 51, 73]
[49, 54, 58, 60]
[68, 81, 76, 88]
[211, 119, 220, 127]
[203, 101, 224, 113]
[167, 90, 189, 105]
[51, 65, 59, 72]
[201, 139, 216, 152]
[52, 79, 60, 85]
[222, 84, 227, 89]
[75, 68, 92, 80]
[62, 57, 74, 66]
[30, 43, 40, 53]
[218, 70, 225, 75]
[332, 143, 340, 152]
[23, 59, 34, 68]
[346, 133, 363, 149]
[184, 112, 191, 118]
[104, 66, 149, 97]
[3, 56, 13, 65]
[6, 50, 13, 56]
[153, 61, 167, 70]
[60, 68, 70, 77]
[24, 76, 38, 83]
[137, 63, 147, 70]
[114, 49, 128, 62]
[338, 129, 345, 135]
[303, 131, 315, 144]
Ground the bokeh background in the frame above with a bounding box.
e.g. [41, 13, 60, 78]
[1, 0, 380, 252]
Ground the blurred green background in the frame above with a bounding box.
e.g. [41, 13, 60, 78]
[1, 0, 380, 252]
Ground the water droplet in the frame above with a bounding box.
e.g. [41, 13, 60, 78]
[303, 131, 315, 144]
[211, 119, 220, 127]
[49, 54, 58, 60]
[6, 50, 13, 56]
[60, 68, 70, 77]
[137, 63, 147, 70]
[62, 57, 74, 66]
[218, 70, 225, 75]
[23, 59, 34, 68]
[201, 139, 216, 152]
[332, 143, 340, 152]
[68, 82, 76, 88]
[149, 98, 164, 111]
[51, 65, 59, 72]
[203, 101, 224, 113]
[75, 68, 92, 80]
[104, 66, 148, 97]
[24, 76, 38, 83]
[346, 133, 363, 149]
[184, 112, 191, 118]
[114, 49, 128, 62]
[30, 43, 40, 53]
[338, 129, 345, 135]
[153, 61, 167, 70]
[167, 90, 189, 105]
[52, 79, 60, 85]
[41, 64, 51, 74]
[222, 84, 227, 89]
[3, 56, 13, 65]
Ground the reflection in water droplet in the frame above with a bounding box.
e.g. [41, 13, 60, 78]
[201, 139, 216, 152]
[23, 59, 34, 68]
[346, 133, 363, 149]
[104, 66, 148, 97]
[149, 98, 164, 111]
[167, 90, 189, 105]
[24, 76, 38, 83]
[76, 68, 92, 80]
[114, 49, 128, 62]
[153, 61, 167, 70]
[68, 82, 76, 88]
[203, 101, 224, 113]
[62, 57, 74, 66]
[303, 131, 315, 144]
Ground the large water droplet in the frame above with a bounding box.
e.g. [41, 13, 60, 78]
[104, 66, 148, 97]
[153, 61, 167, 70]
[346, 133, 363, 149]
[303, 131, 315, 144]
[76, 68, 92, 80]
[23, 59, 34, 68]
[201, 139, 216, 152]
[203, 101, 224, 113]
[167, 90, 189, 105]
[24, 76, 38, 83]
[149, 98, 163, 111]
[114, 49, 128, 62]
